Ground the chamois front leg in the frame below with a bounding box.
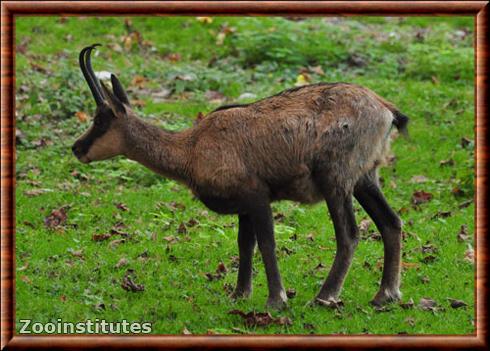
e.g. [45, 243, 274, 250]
[315, 191, 359, 306]
[354, 173, 402, 306]
[250, 201, 288, 310]
[231, 214, 256, 299]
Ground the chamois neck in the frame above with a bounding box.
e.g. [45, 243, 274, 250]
[124, 116, 190, 183]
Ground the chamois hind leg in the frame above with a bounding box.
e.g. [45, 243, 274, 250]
[248, 200, 287, 309]
[231, 214, 256, 299]
[354, 170, 402, 306]
[315, 189, 359, 305]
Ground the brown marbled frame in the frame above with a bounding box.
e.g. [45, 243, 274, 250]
[1, 1, 488, 349]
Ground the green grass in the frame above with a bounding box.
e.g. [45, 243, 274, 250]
[15, 16, 475, 335]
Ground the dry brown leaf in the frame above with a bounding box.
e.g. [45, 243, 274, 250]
[448, 298, 468, 309]
[400, 298, 415, 309]
[457, 224, 470, 242]
[109, 239, 126, 250]
[115, 258, 129, 269]
[121, 269, 144, 292]
[411, 190, 433, 205]
[44, 207, 68, 229]
[75, 111, 89, 123]
[410, 175, 429, 184]
[92, 233, 112, 242]
[115, 202, 129, 212]
[228, 310, 292, 327]
[419, 297, 438, 311]
[464, 245, 474, 263]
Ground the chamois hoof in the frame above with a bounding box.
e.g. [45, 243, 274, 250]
[370, 287, 402, 306]
[266, 292, 288, 310]
[230, 288, 252, 300]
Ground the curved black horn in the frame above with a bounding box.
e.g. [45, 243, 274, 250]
[79, 44, 104, 106]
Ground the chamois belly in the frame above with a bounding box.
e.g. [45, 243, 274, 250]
[269, 174, 323, 204]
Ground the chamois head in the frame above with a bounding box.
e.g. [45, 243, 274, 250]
[72, 44, 132, 163]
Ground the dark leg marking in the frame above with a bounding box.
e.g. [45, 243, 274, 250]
[315, 190, 359, 304]
[249, 201, 287, 309]
[231, 214, 256, 299]
[354, 171, 402, 306]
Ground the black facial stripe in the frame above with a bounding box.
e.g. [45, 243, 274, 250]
[79, 115, 112, 155]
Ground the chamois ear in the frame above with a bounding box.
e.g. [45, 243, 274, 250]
[111, 74, 130, 106]
[100, 80, 126, 116]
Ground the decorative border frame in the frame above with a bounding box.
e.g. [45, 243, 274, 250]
[1, 1, 488, 349]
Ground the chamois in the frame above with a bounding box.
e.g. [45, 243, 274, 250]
[73, 44, 408, 309]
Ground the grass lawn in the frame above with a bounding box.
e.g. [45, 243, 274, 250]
[15, 16, 475, 335]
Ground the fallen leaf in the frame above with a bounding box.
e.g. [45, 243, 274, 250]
[421, 242, 438, 254]
[166, 201, 186, 211]
[115, 202, 129, 212]
[309, 65, 325, 76]
[440, 159, 455, 167]
[115, 258, 129, 268]
[186, 218, 199, 227]
[431, 210, 452, 219]
[196, 17, 213, 24]
[121, 269, 144, 292]
[421, 255, 437, 264]
[373, 305, 393, 312]
[182, 327, 192, 335]
[451, 187, 465, 197]
[274, 212, 286, 222]
[20, 275, 33, 285]
[401, 262, 420, 269]
[216, 262, 227, 274]
[92, 233, 112, 242]
[458, 199, 473, 209]
[163, 236, 178, 243]
[75, 111, 89, 123]
[94, 302, 105, 311]
[457, 225, 470, 242]
[151, 88, 172, 102]
[24, 189, 46, 197]
[448, 298, 468, 309]
[177, 222, 187, 234]
[44, 207, 68, 229]
[228, 310, 291, 327]
[419, 297, 438, 311]
[400, 298, 415, 309]
[460, 137, 472, 149]
[464, 245, 474, 263]
[405, 317, 416, 327]
[204, 90, 225, 103]
[109, 239, 125, 249]
[68, 248, 84, 259]
[412, 190, 433, 205]
[131, 75, 147, 88]
[286, 288, 296, 298]
[358, 219, 372, 233]
[315, 297, 344, 310]
[295, 73, 311, 87]
[164, 53, 181, 63]
[410, 175, 429, 184]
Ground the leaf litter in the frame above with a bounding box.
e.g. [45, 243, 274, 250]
[228, 310, 292, 328]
